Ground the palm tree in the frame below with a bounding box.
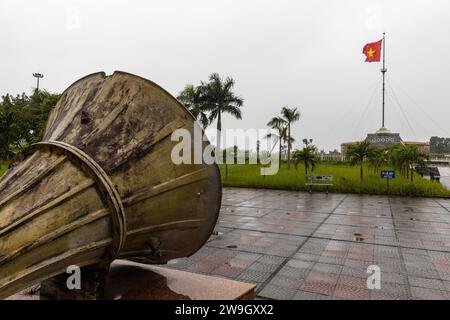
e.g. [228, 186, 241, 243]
[403, 145, 428, 182]
[284, 136, 295, 161]
[388, 145, 405, 176]
[256, 140, 260, 164]
[346, 140, 375, 181]
[387, 145, 427, 181]
[265, 118, 287, 165]
[411, 147, 428, 182]
[293, 139, 318, 175]
[199, 73, 243, 154]
[281, 106, 301, 171]
[368, 148, 388, 174]
[177, 84, 209, 128]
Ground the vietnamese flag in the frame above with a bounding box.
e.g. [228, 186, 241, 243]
[362, 39, 382, 62]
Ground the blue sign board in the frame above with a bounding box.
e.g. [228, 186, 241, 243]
[381, 170, 395, 179]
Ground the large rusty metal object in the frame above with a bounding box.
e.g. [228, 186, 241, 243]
[0, 71, 222, 299]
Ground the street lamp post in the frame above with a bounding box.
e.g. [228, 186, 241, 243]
[32, 73, 44, 91]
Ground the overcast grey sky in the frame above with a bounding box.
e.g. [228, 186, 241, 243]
[1, 0, 449, 151]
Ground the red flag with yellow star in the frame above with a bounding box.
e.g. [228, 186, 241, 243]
[363, 39, 382, 62]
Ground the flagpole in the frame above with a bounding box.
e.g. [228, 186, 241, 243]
[381, 32, 387, 128]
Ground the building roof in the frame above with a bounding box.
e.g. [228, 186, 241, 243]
[340, 141, 359, 146]
[403, 141, 429, 146]
[341, 140, 429, 148]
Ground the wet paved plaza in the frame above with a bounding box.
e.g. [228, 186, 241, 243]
[167, 187, 450, 300]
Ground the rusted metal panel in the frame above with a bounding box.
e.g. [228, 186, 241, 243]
[0, 71, 221, 299]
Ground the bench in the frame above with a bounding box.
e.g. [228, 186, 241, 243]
[305, 175, 334, 194]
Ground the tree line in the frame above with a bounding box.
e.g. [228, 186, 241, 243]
[346, 141, 428, 182]
[286, 138, 428, 182]
[0, 90, 60, 161]
[430, 136, 450, 154]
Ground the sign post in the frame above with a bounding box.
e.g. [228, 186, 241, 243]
[381, 170, 395, 194]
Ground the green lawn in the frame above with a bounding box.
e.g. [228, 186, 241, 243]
[220, 163, 450, 197]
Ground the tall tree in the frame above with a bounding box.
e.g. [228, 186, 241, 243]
[0, 94, 21, 159]
[293, 139, 318, 175]
[402, 145, 428, 182]
[266, 117, 287, 165]
[0, 90, 59, 161]
[256, 140, 260, 164]
[346, 140, 375, 181]
[430, 136, 450, 154]
[388, 145, 404, 175]
[280, 106, 300, 171]
[177, 84, 209, 128]
[28, 90, 60, 140]
[200, 73, 243, 155]
[367, 148, 388, 173]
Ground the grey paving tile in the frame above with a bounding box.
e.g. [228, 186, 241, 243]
[236, 269, 272, 283]
[266, 275, 305, 289]
[258, 284, 297, 300]
[408, 276, 446, 291]
[410, 286, 449, 300]
[293, 290, 332, 300]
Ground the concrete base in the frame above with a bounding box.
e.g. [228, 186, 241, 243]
[6, 260, 256, 300]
